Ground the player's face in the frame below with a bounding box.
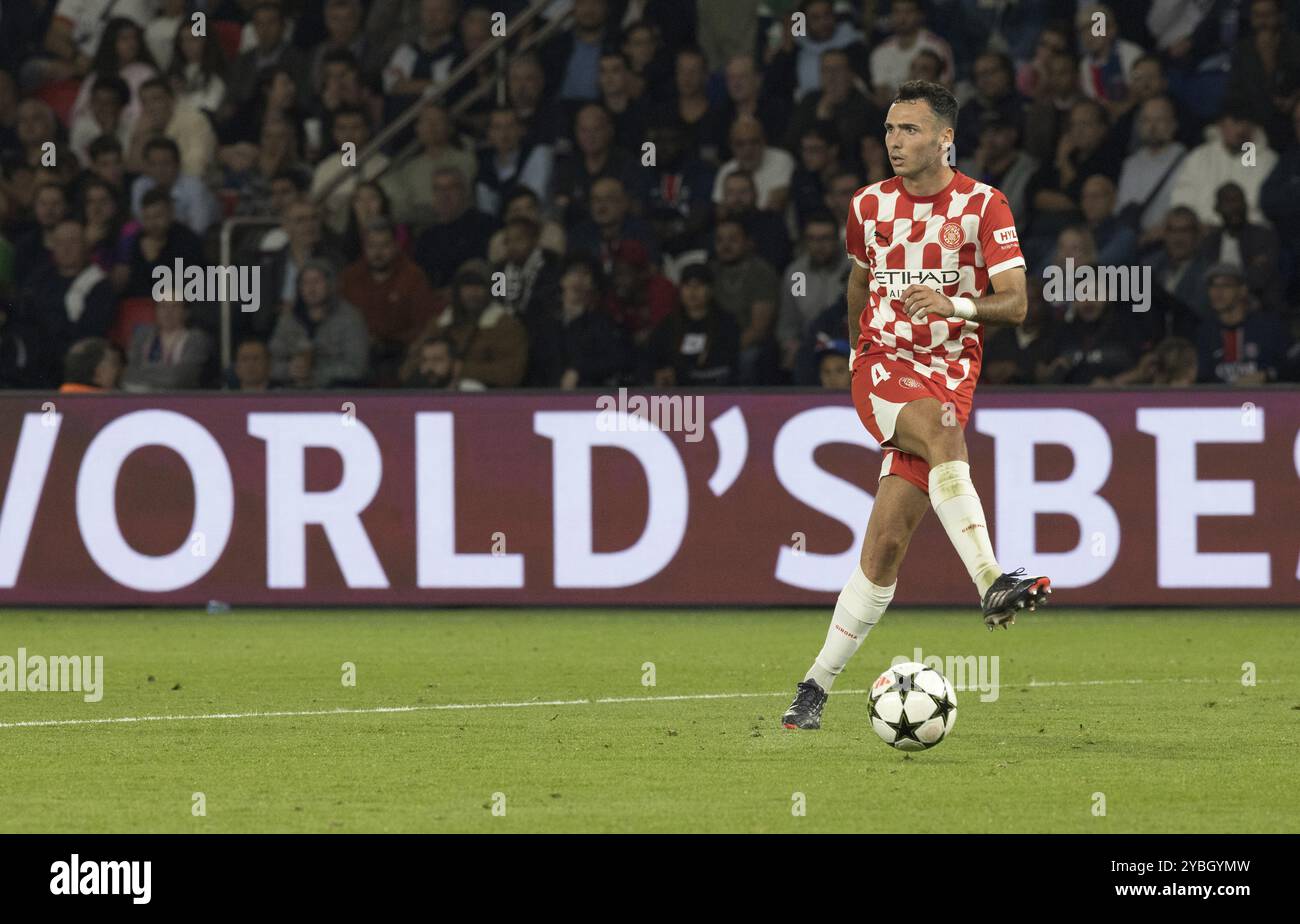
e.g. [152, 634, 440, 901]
[884, 101, 950, 179]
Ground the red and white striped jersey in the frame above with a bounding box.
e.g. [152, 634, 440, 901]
[845, 169, 1025, 390]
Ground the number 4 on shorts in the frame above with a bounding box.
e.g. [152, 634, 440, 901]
[871, 362, 890, 386]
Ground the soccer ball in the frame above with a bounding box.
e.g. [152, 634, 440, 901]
[868, 661, 957, 751]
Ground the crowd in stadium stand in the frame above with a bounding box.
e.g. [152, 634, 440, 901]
[1, 0, 1298, 392]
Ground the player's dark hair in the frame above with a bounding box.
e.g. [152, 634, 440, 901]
[893, 80, 958, 128]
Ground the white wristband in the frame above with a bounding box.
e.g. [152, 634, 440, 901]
[950, 296, 977, 320]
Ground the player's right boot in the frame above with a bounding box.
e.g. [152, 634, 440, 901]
[981, 568, 1051, 630]
[781, 679, 829, 730]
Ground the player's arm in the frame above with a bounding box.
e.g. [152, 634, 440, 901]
[846, 260, 870, 352]
[901, 266, 1028, 327]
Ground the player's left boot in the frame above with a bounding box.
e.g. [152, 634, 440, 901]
[981, 568, 1051, 630]
[781, 679, 829, 730]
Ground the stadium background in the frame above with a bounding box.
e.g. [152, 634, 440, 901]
[0, 0, 1297, 607]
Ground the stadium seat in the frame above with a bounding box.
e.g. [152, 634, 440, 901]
[34, 78, 82, 127]
[109, 297, 157, 352]
[213, 21, 243, 63]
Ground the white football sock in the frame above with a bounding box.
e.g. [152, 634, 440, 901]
[804, 566, 895, 691]
[928, 460, 1002, 597]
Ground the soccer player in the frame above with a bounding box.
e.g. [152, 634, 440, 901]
[782, 81, 1051, 731]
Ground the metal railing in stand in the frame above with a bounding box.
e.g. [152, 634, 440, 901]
[218, 216, 279, 370]
[382, 7, 573, 178]
[313, 0, 568, 207]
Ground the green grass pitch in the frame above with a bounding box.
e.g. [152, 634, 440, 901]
[0, 608, 1296, 833]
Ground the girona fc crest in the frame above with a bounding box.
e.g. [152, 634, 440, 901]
[939, 220, 965, 250]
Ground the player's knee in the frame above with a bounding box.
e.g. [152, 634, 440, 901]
[865, 532, 909, 572]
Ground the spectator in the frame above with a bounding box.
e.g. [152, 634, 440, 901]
[598, 51, 650, 154]
[78, 177, 127, 272]
[68, 17, 158, 151]
[113, 187, 205, 298]
[487, 187, 567, 263]
[401, 334, 484, 389]
[232, 338, 274, 391]
[1150, 206, 1215, 327]
[527, 254, 627, 388]
[311, 106, 390, 235]
[1200, 182, 1285, 313]
[1261, 96, 1300, 252]
[1114, 96, 1187, 247]
[640, 120, 715, 256]
[380, 104, 477, 229]
[1196, 263, 1290, 384]
[69, 74, 133, 166]
[13, 183, 68, 289]
[955, 51, 1023, 155]
[784, 49, 879, 166]
[710, 218, 779, 384]
[602, 239, 677, 348]
[19, 221, 117, 387]
[268, 258, 369, 388]
[227, 1, 310, 112]
[652, 48, 718, 164]
[256, 198, 344, 337]
[310, 0, 383, 90]
[778, 211, 848, 375]
[551, 103, 648, 228]
[1076, 3, 1144, 107]
[129, 137, 220, 237]
[127, 77, 217, 181]
[868, 0, 954, 106]
[495, 215, 563, 324]
[412, 166, 498, 291]
[475, 108, 554, 217]
[339, 181, 409, 264]
[1169, 107, 1278, 229]
[1080, 175, 1137, 267]
[787, 122, 842, 237]
[768, 0, 863, 101]
[645, 263, 740, 387]
[0, 298, 35, 387]
[958, 112, 1039, 223]
[568, 175, 661, 274]
[59, 337, 123, 393]
[1224, 0, 1300, 152]
[506, 52, 566, 150]
[982, 279, 1058, 385]
[1043, 296, 1145, 386]
[542, 0, 612, 103]
[37, 1, 150, 84]
[339, 217, 440, 385]
[405, 260, 527, 388]
[121, 293, 212, 391]
[219, 114, 305, 219]
[1030, 99, 1122, 217]
[710, 55, 791, 164]
[815, 337, 851, 390]
[167, 13, 229, 116]
[1024, 49, 1083, 164]
[146, 0, 185, 72]
[717, 170, 785, 272]
[712, 116, 795, 214]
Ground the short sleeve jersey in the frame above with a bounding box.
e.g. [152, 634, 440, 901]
[845, 169, 1025, 390]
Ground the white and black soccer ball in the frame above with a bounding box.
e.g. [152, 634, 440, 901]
[868, 661, 957, 751]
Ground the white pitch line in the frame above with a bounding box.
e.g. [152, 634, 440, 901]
[0, 677, 1271, 730]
